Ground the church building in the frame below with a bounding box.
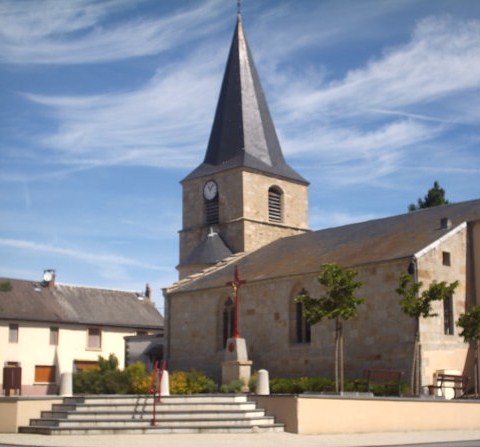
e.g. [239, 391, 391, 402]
[164, 14, 480, 390]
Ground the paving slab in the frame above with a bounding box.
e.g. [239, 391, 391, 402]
[1, 430, 480, 447]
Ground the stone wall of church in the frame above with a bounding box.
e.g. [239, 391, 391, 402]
[179, 170, 244, 267]
[416, 225, 470, 388]
[167, 257, 420, 382]
[241, 170, 308, 228]
[179, 169, 309, 272]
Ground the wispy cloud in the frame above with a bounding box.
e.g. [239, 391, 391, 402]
[0, 238, 164, 272]
[3, 3, 479, 190]
[0, 0, 230, 64]
[276, 16, 480, 121]
[22, 49, 225, 168]
[269, 15, 480, 186]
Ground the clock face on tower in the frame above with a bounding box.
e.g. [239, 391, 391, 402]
[203, 180, 218, 201]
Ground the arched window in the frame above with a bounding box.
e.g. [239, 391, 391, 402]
[221, 297, 235, 348]
[289, 288, 311, 344]
[268, 186, 283, 222]
[295, 300, 311, 344]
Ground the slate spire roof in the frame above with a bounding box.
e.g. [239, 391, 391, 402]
[184, 15, 307, 184]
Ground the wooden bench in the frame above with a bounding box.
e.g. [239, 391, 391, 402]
[428, 373, 469, 398]
[354, 369, 404, 396]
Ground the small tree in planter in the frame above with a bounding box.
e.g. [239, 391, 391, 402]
[396, 272, 458, 395]
[296, 263, 364, 393]
[457, 304, 480, 395]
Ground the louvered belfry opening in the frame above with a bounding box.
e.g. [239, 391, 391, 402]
[268, 186, 282, 222]
[205, 197, 219, 225]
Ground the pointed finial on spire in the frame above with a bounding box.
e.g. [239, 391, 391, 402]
[237, 0, 241, 16]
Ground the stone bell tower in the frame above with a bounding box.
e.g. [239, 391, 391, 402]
[178, 14, 309, 279]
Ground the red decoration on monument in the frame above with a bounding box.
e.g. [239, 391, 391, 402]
[226, 266, 247, 339]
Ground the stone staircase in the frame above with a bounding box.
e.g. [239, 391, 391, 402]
[19, 394, 284, 434]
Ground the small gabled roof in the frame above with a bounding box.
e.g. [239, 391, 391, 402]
[184, 15, 307, 184]
[183, 229, 233, 266]
[166, 198, 480, 294]
[0, 279, 164, 330]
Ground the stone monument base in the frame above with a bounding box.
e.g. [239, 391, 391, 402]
[221, 337, 252, 390]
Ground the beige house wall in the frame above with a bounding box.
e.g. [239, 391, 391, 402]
[0, 321, 139, 395]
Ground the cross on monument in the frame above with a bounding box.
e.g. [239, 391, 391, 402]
[226, 266, 246, 338]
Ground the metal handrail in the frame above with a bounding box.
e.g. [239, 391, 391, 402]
[149, 359, 166, 426]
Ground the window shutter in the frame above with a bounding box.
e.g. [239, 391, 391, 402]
[268, 187, 282, 222]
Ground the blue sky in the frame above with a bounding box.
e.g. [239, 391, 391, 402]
[1, 0, 480, 313]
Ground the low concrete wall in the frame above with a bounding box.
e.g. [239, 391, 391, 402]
[4, 395, 480, 435]
[252, 395, 480, 434]
[0, 397, 62, 433]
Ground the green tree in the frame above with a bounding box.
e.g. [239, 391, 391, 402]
[408, 181, 449, 211]
[396, 272, 458, 395]
[296, 263, 364, 393]
[457, 305, 480, 395]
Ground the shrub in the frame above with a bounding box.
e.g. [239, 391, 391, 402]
[126, 362, 150, 394]
[268, 375, 407, 396]
[270, 376, 340, 394]
[248, 372, 258, 391]
[73, 354, 125, 394]
[185, 369, 217, 394]
[270, 377, 303, 394]
[220, 379, 243, 393]
[73, 354, 151, 395]
[368, 381, 410, 397]
[169, 371, 188, 394]
[170, 370, 217, 394]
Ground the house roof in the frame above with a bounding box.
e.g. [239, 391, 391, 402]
[183, 15, 307, 185]
[0, 279, 164, 330]
[166, 198, 480, 294]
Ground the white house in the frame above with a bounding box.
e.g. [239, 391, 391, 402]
[0, 271, 163, 395]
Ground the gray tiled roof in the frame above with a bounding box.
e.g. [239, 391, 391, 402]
[184, 16, 307, 185]
[183, 229, 232, 266]
[167, 198, 480, 293]
[0, 279, 163, 330]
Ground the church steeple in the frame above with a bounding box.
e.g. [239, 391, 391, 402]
[184, 15, 307, 184]
[178, 14, 309, 279]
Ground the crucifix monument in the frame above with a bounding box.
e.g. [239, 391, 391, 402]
[221, 266, 252, 389]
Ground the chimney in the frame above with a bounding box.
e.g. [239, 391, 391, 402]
[145, 283, 151, 299]
[43, 269, 56, 288]
[440, 217, 452, 230]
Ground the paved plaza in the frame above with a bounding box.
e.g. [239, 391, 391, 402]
[1, 430, 480, 447]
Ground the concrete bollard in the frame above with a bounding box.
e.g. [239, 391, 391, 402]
[256, 369, 270, 395]
[59, 372, 73, 397]
[160, 370, 170, 396]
